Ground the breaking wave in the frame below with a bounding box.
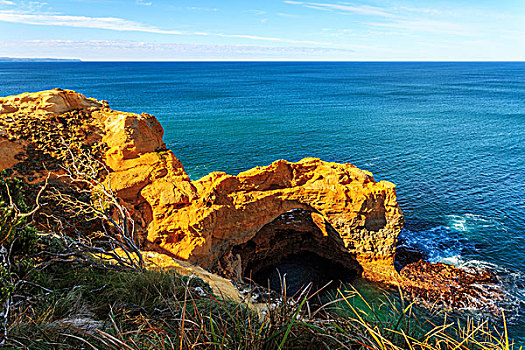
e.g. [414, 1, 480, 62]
[398, 214, 524, 323]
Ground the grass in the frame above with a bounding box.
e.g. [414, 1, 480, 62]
[4, 262, 522, 350]
[1, 171, 522, 349]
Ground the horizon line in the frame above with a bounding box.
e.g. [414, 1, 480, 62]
[1, 59, 525, 63]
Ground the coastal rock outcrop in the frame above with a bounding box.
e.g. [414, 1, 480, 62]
[0, 89, 500, 309]
[400, 260, 501, 311]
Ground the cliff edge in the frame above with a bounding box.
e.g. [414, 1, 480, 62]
[0, 89, 500, 309]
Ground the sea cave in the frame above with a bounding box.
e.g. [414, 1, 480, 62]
[230, 209, 362, 295]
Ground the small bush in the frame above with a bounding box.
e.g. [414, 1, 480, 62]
[0, 173, 41, 307]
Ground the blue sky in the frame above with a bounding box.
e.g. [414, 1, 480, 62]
[0, 0, 524, 60]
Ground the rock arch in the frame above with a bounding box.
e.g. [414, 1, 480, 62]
[0, 89, 404, 286]
[139, 158, 404, 285]
[1, 89, 501, 310]
[220, 208, 362, 281]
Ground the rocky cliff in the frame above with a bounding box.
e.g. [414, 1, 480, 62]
[0, 89, 500, 309]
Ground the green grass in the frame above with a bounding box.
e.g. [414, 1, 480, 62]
[4, 262, 522, 350]
[1, 170, 521, 349]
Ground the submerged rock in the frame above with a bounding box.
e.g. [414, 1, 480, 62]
[0, 89, 502, 310]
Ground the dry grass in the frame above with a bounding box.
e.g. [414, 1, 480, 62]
[1, 171, 521, 349]
[3, 263, 522, 350]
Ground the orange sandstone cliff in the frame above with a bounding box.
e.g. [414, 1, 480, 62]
[0, 89, 500, 308]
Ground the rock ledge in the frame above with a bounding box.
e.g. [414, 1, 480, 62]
[0, 89, 501, 309]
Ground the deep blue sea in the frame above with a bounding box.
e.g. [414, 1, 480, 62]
[1, 62, 524, 339]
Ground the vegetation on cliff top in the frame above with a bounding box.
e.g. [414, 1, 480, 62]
[0, 90, 520, 348]
[0, 171, 521, 349]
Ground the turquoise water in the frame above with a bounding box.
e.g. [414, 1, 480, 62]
[1, 62, 524, 339]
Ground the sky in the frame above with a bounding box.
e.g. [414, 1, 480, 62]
[0, 0, 524, 61]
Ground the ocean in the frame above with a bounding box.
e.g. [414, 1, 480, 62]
[1, 61, 524, 339]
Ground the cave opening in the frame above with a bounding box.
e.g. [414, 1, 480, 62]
[251, 251, 358, 296]
[230, 208, 362, 296]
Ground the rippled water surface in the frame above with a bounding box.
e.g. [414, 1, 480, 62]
[1, 62, 524, 339]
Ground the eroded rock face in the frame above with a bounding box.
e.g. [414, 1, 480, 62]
[0, 89, 500, 309]
[0, 89, 105, 115]
[146, 156, 404, 285]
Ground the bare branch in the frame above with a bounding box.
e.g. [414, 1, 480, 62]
[16, 172, 50, 218]
[44, 140, 143, 269]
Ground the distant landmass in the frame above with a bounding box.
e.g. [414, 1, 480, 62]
[0, 57, 81, 62]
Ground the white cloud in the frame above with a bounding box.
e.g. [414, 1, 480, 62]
[366, 19, 477, 37]
[247, 9, 266, 15]
[284, 1, 395, 18]
[0, 40, 354, 60]
[0, 10, 331, 45]
[187, 7, 218, 12]
[136, 0, 152, 6]
[194, 31, 329, 45]
[0, 0, 15, 5]
[395, 6, 443, 15]
[0, 10, 170, 32]
[277, 12, 301, 18]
